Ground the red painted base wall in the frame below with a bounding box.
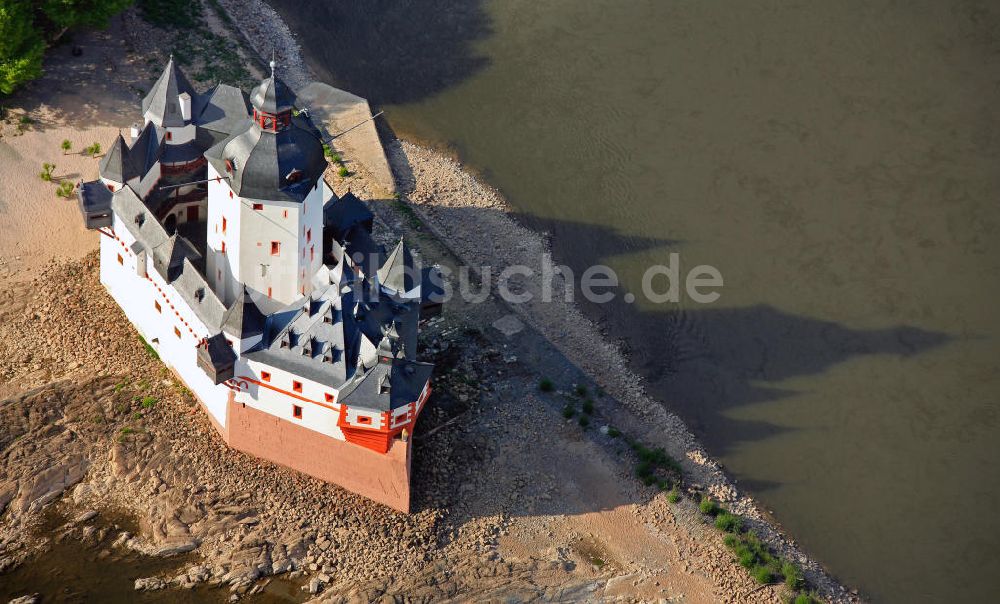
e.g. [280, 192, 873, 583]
[223, 399, 413, 512]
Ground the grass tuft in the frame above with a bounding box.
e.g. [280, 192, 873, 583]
[538, 378, 555, 392]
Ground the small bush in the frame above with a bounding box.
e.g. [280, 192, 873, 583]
[39, 162, 55, 182]
[699, 497, 720, 516]
[578, 414, 590, 429]
[793, 593, 821, 604]
[668, 487, 680, 503]
[714, 512, 742, 533]
[573, 384, 588, 397]
[538, 378, 555, 392]
[332, 153, 344, 165]
[751, 565, 773, 584]
[338, 165, 350, 178]
[84, 142, 102, 156]
[782, 561, 805, 590]
[561, 404, 575, 419]
[56, 181, 76, 198]
[141, 396, 158, 409]
[607, 426, 621, 438]
[19, 115, 32, 125]
[581, 399, 594, 414]
[61, 139, 72, 153]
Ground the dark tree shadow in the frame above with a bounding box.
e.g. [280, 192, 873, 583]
[267, 0, 492, 105]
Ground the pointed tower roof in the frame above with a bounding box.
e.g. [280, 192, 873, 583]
[142, 55, 196, 127]
[222, 285, 267, 337]
[250, 57, 295, 114]
[377, 239, 417, 293]
[99, 134, 129, 183]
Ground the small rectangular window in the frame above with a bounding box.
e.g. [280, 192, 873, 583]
[174, 326, 181, 339]
[220, 241, 226, 254]
[165, 131, 173, 141]
[267, 287, 272, 297]
[357, 416, 372, 425]
[154, 300, 161, 313]
[283, 210, 288, 218]
[222, 217, 227, 233]
[253, 203, 263, 210]
[261, 371, 271, 382]
[325, 393, 334, 403]
[310, 245, 314, 262]
[306, 228, 311, 243]
[292, 380, 302, 393]
[117, 254, 123, 265]
[270, 241, 280, 256]
[229, 191, 233, 199]
[292, 405, 302, 419]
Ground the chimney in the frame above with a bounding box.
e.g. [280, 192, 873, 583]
[129, 123, 140, 141]
[178, 92, 191, 121]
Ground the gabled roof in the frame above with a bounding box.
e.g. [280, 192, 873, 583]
[151, 234, 201, 283]
[377, 239, 417, 293]
[99, 134, 129, 183]
[195, 83, 251, 135]
[142, 56, 196, 127]
[221, 285, 267, 338]
[323, 191, 374, 240]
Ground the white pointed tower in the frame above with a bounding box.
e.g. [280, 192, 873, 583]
[204, 59, 330, 305]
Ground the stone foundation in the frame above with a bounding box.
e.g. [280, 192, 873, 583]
[223, 398, 413, 512]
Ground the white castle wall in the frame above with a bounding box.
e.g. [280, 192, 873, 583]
[206, 163, 327, 305]
[100, 216, 230, 428]
[237, 358, 346, 440]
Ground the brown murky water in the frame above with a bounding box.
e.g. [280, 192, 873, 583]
[270, 0, 1000, 601]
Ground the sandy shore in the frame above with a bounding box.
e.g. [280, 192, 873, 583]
[0, 3, 858, 603]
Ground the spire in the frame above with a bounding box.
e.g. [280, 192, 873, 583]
[377, 238, 417, 293]
[142, 55, 195, 127]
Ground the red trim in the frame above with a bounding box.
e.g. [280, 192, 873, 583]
[236, 375, 339, 411]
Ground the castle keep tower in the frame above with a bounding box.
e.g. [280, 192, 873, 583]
[205, 61, 328, 305]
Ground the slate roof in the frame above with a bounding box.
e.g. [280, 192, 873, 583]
[323, 191, 374, 240]
[222, 285, 268, 338]
[99, 134, 129, 182]
[378, 239, 417, 294]
[250, 70, 296, 114]
[204, 114, 327, 203]
[142, 56, 196, 127]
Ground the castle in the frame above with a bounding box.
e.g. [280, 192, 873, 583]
[76, 57, 440, 512]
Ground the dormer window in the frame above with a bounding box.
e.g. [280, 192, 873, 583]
[285, 169, 303, 184]
[225, 159, 235, 173]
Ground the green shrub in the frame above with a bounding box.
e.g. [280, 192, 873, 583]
[581, 399, 594, 414]
[793, 593, 821, 604]
[714, 512, 742, 533]
[699, 497, 720, 516]
[332, 153, 344, 165]
[338, 165, 350, 178]
[751, 565, 773, 584]
[39, 162, 55, 182]
[61, 139, 72, 153]
[561, 404, 575, 419]
[578, 414, 590, 429]
[606, 426, 621, 438]
[668, 487, 680, 503]
[538, 378, 555, 392]
[782, 561, 804, 590]
[573, 384, 587, 397]
[141, 396, 158, 409]
[55, 181, 75, 198]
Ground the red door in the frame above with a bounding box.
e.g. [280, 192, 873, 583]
[186, 206, 199, 222]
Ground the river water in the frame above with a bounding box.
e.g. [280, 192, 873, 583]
[268, 1, 1000, 601]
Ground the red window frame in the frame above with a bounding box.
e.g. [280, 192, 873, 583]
[154, 300, 161, 313]
[292, 405, 302, 419]
[117, 254, 123, 265]
[252, 203, 263, 210]
[260, 371, 271, 382]
[174, 326, 181, 339]
[357, 416, 372, 425]
[325, 393, 334, 403]
[292, 380, 302, 393]
[270, 241, 280, 256]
